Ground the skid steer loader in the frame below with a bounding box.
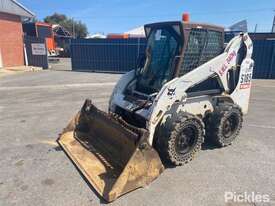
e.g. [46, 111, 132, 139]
[58, 20, 254, 202]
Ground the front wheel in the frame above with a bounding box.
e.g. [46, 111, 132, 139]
[155, 112, 205, 166]
[205, 104, 243, 147]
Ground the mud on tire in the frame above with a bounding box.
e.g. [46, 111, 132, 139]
[155, 112, 205, 166]
[204, 103, 243, 147]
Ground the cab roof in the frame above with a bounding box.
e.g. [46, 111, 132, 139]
[144, 21, 224, 33]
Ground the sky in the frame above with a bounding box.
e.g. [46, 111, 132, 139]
[19, 0, 275, 34]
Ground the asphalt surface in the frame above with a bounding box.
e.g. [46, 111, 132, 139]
[0, 65, 274, 205]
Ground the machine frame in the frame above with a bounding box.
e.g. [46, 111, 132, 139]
[109, 21, 254, 145]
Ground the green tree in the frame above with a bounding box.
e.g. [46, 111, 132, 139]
[44, 13, 88, 38]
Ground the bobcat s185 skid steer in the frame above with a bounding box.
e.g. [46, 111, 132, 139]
[58, 20, 254, 202]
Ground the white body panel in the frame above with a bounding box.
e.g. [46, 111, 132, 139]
[109, 33, 254, 145]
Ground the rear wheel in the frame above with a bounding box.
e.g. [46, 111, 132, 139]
[155, 112, 205, 166]
[205, 104, 243, 147]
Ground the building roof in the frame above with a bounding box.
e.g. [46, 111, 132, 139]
[0, 0, 35, 18]
[125, 26, 145, 36]
[86, 33, 106, 39]
[228, 20, 248, 32]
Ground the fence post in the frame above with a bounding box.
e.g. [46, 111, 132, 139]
[137, 37, 140, 59]
[23, 43, 28, 66]
[0, 48, 3, 68]
[269, 41, 275, 79]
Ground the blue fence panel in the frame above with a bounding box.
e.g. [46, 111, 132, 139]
[71, 38, 146, 73]
[24, 35, 48, 69]
[252, 40, 275, 79]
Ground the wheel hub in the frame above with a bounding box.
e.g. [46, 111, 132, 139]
[176, 126, 197, 155]
[222, 114, 239, 138]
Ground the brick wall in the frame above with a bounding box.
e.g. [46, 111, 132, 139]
[0, 12, 24, 67]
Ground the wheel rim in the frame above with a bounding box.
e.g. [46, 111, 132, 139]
[175, 124, 198, 155]
[222, 113, 239, 138]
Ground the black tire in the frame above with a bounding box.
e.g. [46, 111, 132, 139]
[155, 112, 205, 166]
[205, 103, 243, 147]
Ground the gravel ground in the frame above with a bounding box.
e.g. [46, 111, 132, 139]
[0, 67, 274, 206]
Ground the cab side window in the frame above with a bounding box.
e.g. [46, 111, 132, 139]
[200, 30, 223, 64]
[179, 29, 223, 76]
[179, 28, 207, 76]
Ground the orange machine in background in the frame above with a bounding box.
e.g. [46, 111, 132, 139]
[107, 33, 129, 39]
[23, 22, 56, 55]
[35, 22, 55, 52]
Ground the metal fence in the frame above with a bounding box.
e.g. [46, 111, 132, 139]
[71, 34, 275, 79]
[253, 40, 275, 79]
[24, 35, 48, 69]
[71, 38, 146, 73]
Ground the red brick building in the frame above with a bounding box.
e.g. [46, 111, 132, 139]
[0, 0, 34, 68]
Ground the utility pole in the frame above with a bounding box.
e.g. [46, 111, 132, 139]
[72, 17, 75, 38]
[254, 24, 258, 33]
[272, 10, 275, 33]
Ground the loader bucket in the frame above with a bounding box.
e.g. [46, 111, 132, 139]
[57, 99, 164, 202]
